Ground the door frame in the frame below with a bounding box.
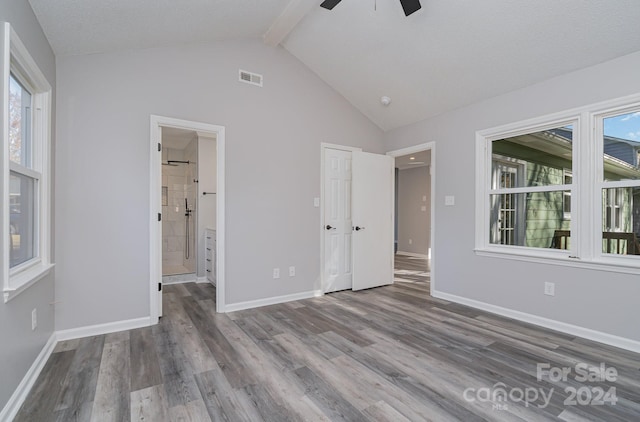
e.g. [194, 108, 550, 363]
[319, 143, 361, 294]
[386, 142, 436, 293]
[150, 115, 226, 323]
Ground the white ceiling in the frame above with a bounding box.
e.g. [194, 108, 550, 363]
[395, 150, 430, 170]
[28, 0, 640, 131]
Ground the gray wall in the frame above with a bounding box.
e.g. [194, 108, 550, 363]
[397, 166, 430, 256]
[0, 0, 56, 412]
[384, 50, 640, 342]
[55, 40, 384, 330]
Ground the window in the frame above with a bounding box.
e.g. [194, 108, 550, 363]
[9, 73, 38, 268]
[563, 170, 572, 220]
[476, 95, 640, 272]
[600, 110, 640, 256]
[487, 124, 574, 250]
[2, 22, 52, 302]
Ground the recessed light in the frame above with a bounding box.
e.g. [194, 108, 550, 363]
[409, 156, 415, 160]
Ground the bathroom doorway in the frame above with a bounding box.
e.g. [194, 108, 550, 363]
[150, 116, 226, 322]
[161, 127, 199, 283]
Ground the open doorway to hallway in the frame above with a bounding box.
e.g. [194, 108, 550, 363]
[387, 142, 435, 293]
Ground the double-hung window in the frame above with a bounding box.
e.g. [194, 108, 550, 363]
[2, 23, 52, 301]
[476, 95, 640, 272]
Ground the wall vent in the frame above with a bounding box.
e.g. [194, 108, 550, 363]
[239, 69, 263, 87]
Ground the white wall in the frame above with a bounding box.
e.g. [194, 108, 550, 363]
[384, 51, 640, 343]
[0, 0, 56, 413]
[397, 166, 430, 256]
[197, 135, 216, 279]
[55, 40, 384, 330]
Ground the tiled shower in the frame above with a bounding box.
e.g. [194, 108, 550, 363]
[162, 140, 197, 278]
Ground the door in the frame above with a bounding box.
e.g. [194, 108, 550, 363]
[322, 148, 394, 293]
[156, 126, 163, 318]
[352, 151, 394, 290]
[323, 148, 353, 292]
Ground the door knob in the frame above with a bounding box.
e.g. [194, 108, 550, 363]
[326, 225, 336, 230]
[354, 226, 365, 231]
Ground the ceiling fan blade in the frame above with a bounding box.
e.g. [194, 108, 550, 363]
[399, 0, 421, 16]
[320, 0, 343, 10]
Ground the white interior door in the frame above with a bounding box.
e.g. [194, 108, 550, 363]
[157, 126, 163, 318]
[352, 151, 394, 291]
[323, 148, 353, 292]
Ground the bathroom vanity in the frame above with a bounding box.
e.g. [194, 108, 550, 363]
[205, 228, 216, 285]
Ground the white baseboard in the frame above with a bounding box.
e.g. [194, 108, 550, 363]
[225, 290, 323, 313]
[56, 317, 152, 342]
[196, 276, 208, 284]
[0, 333, 57, 422]
[432, 290, 640, 354]
[396, 251, 429, 259]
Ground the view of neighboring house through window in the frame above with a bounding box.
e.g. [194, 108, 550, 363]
[9, 73, 37, 268]
[489, 125, 573, 248]
[562, 169, 572, 220]
[601, 110, 640, 255]
[479, 99, 640, 264]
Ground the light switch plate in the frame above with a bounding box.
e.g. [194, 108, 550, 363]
[313, 197, 320, 207]
[445, 195, 455, 206]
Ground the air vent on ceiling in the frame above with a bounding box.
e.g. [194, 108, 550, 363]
[239, 69, 263, 87]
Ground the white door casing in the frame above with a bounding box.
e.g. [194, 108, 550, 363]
[150, 115, 225, 323]
[323, 148, 353, 292]
[352, 151, 394, 291]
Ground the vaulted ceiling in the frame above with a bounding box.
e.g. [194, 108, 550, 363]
[28, 0, 640, 131]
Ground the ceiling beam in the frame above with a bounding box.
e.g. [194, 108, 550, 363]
[263, 0, 321, 47]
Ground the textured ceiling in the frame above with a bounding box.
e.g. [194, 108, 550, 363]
[283, 0, 640, 130]
[28, 0, 290, 55]
[28, 0, 640, 131]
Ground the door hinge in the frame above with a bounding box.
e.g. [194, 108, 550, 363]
[158, 213, 162, 221]
[158, 143, 162, 152]
[158, 282, 162, 291]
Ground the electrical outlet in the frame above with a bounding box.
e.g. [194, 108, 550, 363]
[273, 268, 280, 279]
[289, 266, 295, 277]
[31, 308, 37, 331]
[544, 282, 555, 296]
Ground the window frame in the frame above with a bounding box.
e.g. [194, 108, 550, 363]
[1, 22, 53, 302]
[594, 103, 640, 260]
[476, 94, 640, 275]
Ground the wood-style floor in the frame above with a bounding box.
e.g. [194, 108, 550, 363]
[14, 255, 640, 421]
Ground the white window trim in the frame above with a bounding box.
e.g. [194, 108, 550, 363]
[1, 22, 53, 302]
[475, 93, 640, 275]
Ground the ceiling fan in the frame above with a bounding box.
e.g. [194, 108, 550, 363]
[320, 0, 421, 17]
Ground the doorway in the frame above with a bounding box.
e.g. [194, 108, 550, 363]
[150, 116, 226, 323]
[387, 142, 436, 293]
[161, 127, 199, 283]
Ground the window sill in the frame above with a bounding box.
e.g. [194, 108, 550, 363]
[474, 248, 640, 275]
[3, 262, 55, 303]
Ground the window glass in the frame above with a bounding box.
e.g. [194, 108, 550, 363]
[489, 124, 573, 250]
[492, 126, 573, 188]
[9, 171, 35, 267]
[9, 74, 32, 168]
[490, 191, 571, 248]
[602, 111, 640, 182]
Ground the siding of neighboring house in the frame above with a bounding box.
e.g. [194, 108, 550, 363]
[604, 140, 635, 165]
[493, 139, 572, 248]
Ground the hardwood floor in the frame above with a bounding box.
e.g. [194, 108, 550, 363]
[14, 256, 640, 421]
